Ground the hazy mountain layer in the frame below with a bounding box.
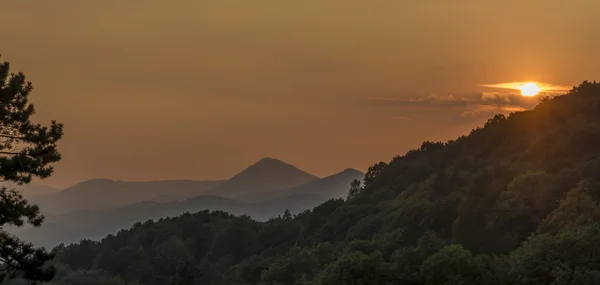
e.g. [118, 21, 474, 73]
[15, 193, 326, 248]
[11, 158, 361, 248]
[27, 179, 225, 214]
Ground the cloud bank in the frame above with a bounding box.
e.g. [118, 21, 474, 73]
[366, 89, 554, 121]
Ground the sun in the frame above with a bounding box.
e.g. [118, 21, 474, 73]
[481, 81, 571, 97]
[519, 82, 541, 97]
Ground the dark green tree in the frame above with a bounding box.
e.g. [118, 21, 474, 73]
[536, 182, 600, 234]
[420, 245, 485, 285]
[168, 259, 203, 285]
[0, 57, 64, 283]
[346, 179, 362, 200]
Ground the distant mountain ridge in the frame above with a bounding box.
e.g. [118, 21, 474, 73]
[12, 157, 364, 248]
[205, 157, 320, 198]
[20, 158, 354, 214]
[19, 158, 363, 215]
[238, 168, 364, 202]
[28, 179, 224, 214]
[0, 182, 61, 199]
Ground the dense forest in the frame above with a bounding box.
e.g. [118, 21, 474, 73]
[6, 81, 600, 284]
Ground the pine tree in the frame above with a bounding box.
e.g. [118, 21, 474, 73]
[347, 179, 362, 200]
[0, 56, 64, 284]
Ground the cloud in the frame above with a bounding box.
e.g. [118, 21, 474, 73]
[365, 90, 538, 122]
[481, 92, 511, 104]
[459, 91, 536, 119]
[479, 91, 540, 107]
[460, 104, 527, 119]
[368, 93, 470, 107]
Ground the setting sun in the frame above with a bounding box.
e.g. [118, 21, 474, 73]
[481, 81, 571, 97]
[519, 82, 542, 97]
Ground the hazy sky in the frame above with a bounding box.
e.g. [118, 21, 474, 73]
[1, 1, 599, 188]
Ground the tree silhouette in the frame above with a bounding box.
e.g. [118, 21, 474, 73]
[0, 56, 64, 284]
[347, 179, 362, 200]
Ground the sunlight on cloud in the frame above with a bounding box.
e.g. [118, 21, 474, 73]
[481, 82, 572, 94]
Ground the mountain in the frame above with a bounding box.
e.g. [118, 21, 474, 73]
[238, 168, 364, 202]
[24, 158, 317, 215]
[205, 157, 320, 198]
[15, 193, 326, 248]
[28, 179, 224, 214]
[0, 182, 61, 200]
[13, 164, 359, 248]
[20, 184, 61, 200]
[37, 82, 600, 285]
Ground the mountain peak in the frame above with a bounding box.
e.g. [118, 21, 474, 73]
[339, 168, 363, 175]
[206, 158, 319, 198]
[254, 157, 287, 166]
[239, 166, 366, 202]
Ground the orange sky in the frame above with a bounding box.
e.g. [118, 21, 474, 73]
[1, 1, 599, 188]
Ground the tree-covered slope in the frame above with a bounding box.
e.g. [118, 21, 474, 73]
[11, 81, 600, 285]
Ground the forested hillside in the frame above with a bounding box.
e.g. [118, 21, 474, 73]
[8, 81, 600, 285]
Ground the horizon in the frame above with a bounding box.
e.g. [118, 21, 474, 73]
[28, 157, 367, 189]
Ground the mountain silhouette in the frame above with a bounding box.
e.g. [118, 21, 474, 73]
[11, 157, 364, 248]
[238, 168, 364, 202]
[12, 158, 361, 247]
[205, 157, 319, 198]
[25, 158, 319, 214]
[1, 183, 61, 200]
[29, 179, 224, 214]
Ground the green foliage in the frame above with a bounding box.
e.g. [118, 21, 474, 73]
[508, 223, 600, 285]
[0, 57, 64, 284]
[26, 81, 600, 284]
[420, 245, 485, 285]
[390, 231, 446, 283]
[537, 182, 600, 234]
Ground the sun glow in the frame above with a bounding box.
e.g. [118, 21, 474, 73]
[481, 81, 571, 97]
[519, 82, 541, 97]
